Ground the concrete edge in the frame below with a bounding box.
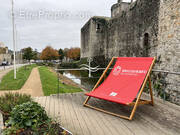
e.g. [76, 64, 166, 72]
[60, 126, 73, 135]
[0, 112, 3, 134]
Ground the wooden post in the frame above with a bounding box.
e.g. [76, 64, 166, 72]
[129, 58, 156, 120]
[148, 76, 154, 105]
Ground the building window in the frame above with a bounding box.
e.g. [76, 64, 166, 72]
[144, 33, 149, 57]
[96, 23, 101, 32]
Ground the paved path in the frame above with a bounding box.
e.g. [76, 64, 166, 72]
[34, 93, 180, 135]
[0, 67, 44, 97]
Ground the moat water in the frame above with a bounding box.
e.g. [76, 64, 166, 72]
[63, 70, 101, 91]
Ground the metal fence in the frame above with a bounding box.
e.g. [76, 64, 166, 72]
[55, 66, 179, 101]
[55, 57, 180, 101]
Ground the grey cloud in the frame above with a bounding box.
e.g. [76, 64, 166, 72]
[0, 0, 132, 51]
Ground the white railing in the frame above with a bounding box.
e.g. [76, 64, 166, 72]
[56, 57, 180, 76]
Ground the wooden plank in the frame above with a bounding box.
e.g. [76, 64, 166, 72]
[60, 94, 72, 131]
[34, 92, 180, 135]
[135, 102, 180, 135]
[78, 93, 106, 135]
[64, 94, 83, 135]
[52, 95, 61, 122]
[47, 96, 51, 116]
[84, 103, 130, 120]
[91, 97, 134, 135]
[73, 93, 96, 135]
[48, 96, 55, 118]
[41, 96, 48, 115]
[80, 94, 115, 135]
[87, 97, 150, 135]
[53, 94, 63, 124]
[106, 99, 167, 135]
[37, 97, 46, 108]
[70, 94, 91, 135]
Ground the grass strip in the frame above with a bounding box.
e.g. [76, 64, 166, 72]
[38, 66, 82, 96]
[0, 64, 37, 90]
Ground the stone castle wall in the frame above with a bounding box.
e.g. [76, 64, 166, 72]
[81, 0, 160, 64]
[81, 17, 110, 66]
[81, 0, 180, 104]
[111, 2, 130, 18]
[156, 0, 180, 104]
[106, 0, 160, 59]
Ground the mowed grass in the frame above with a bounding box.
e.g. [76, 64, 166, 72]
[0, 64, 37, 90]
[38, 66, 82, 96]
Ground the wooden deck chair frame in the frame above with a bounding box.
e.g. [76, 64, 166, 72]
[83, 57, 156, 120]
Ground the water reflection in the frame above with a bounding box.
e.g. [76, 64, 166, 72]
[63, 72, 81, 84]
[63, 70, 102, 91]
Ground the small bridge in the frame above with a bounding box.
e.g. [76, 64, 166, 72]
[34, 92, 180, 135]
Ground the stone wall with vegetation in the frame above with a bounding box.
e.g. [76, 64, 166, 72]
[81, 0, 160, 63]
[106, 0, 160, 59]
[156, 0, 180, 105]
[81, 0, 180, 104]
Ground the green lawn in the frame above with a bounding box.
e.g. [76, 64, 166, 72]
[0, 64, 37, 90]
[38, 66, 82, 96]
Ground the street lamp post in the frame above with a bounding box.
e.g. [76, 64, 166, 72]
[11, 0, 16, 79]
[15, 24, 19, 71]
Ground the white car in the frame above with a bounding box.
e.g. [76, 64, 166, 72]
[2, 61, 8, 66]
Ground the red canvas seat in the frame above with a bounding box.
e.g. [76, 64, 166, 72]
[84, 57, 155, 120]
[86, 57, 154, 105]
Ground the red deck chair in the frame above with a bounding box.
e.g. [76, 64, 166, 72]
[83, 57, 155, 120]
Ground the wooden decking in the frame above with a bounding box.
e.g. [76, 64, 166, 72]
[34, 92, 180, 135]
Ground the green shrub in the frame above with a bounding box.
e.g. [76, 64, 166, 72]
[2, 126, 17, 135]
[6, 101, 49, 130]
[59, 62, 78, 69]
[0, 93, 32, 114]
[3, 101, 70, 135]
[36, 62, 45, 66]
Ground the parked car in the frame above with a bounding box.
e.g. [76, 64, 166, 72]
[2, 61, 8, 66]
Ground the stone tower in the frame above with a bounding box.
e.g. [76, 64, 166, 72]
[111, 0, 131, 17]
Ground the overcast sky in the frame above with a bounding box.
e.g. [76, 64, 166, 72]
[0, 0, 132, 52]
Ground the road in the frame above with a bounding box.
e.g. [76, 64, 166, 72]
[0, 64, 27, 71]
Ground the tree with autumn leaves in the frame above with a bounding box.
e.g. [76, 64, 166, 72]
[40, 46, 80, 61]
[40, 46, 59, 60]
[66, 47, 80, 61]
